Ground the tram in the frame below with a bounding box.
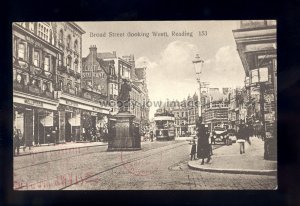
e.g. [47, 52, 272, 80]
[154, 112, 175, 141]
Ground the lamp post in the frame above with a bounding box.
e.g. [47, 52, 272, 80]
[193, 54, 204, 123]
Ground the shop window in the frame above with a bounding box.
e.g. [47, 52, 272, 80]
[33, 51, 40, 67]
[18, 43, 25, 60]
[44, 56, 50, 71]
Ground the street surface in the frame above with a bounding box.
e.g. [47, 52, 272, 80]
[14, 140, 276, 190]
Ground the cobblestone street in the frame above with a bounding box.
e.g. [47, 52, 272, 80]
[14, 140, 277, 190]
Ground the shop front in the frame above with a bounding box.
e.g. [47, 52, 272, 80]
[13, 92, 58, 146]
[57, 96, 110, 143]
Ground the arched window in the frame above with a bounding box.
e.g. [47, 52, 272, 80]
[74, 39, 78, 52]
[75, 86, 78, 95]
[67, 35, 71, 49]
[59, 29, 64, 46]
[59, 80, 63, 91]
[66, 56, 72, 69]
[74, 59, 79, 72]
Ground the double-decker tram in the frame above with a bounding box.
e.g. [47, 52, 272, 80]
[154, 112, 175, 141]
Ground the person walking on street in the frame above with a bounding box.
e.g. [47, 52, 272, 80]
[237, 124, 246, 154]
[196, 120, 212, 165]
[245, 124, 251, 145]
[190, 139, 197, 160]
[13, 127, 18, 156]
[150, 131, 154, 142]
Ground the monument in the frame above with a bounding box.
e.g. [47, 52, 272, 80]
[107, 79, 141, 151]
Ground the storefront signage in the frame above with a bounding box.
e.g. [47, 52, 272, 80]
[91, 112, 98, 116]
[26, 36, 43, 48]
[24, 99, 43, 107]
[66, 100, 78, 107]
[92, 106, 102, 112]
[83, 92, 92, 99]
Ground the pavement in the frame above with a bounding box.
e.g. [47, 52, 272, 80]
[15, 137, 189, 157]
[188, 136, 277, 175]
[16, 141, 108, 156]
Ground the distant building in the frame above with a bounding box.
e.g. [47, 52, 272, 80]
[202, 89, 229, 132]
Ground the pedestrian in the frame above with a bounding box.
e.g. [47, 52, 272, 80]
[190, 140, 197, 160]
[150, 131, 154, 142]
[196, 121, 212, 165]
[245, 124, 251, 145]
[237, 124, 246, 154]
[13, 127, 18, 156]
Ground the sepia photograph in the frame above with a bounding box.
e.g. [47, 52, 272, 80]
[12, 20, 277, 190]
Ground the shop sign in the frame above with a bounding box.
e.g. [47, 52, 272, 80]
[83, 92, 92, 99]
[265, 112, 275, 121]
[92, 106, 102, 112]
[66, 100, 78, 107]
[24, 99, 43, 107]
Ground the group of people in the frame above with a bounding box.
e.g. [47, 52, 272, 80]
[190, 119, 213, 165]
[190, 119, 256, 163]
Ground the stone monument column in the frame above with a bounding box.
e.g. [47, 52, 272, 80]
[107, 79, 141, 151]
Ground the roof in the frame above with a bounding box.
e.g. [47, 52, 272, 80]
[68, 22, 86, 34]
[97, 52, 116, 59]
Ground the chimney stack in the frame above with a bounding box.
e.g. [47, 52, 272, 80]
[89, 45, 97, 58]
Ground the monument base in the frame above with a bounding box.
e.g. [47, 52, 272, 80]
[107, 112, 141, 151]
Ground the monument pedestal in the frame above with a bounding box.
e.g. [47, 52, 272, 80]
[107, 112, 141, 151]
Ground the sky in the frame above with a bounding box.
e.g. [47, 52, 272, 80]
[76, 21, 245, 118]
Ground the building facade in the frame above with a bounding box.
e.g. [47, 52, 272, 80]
[13, 22, 111, 147]
[202, 90, 229, 133]
[233, 20, 277, 160]
[13, 22, 60, 146]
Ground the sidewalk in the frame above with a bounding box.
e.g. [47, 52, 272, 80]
[188, 136, 277, 175]
[16, 141, 108, 157]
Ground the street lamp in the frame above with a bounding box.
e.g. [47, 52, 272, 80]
[193, 54, 204, 122]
